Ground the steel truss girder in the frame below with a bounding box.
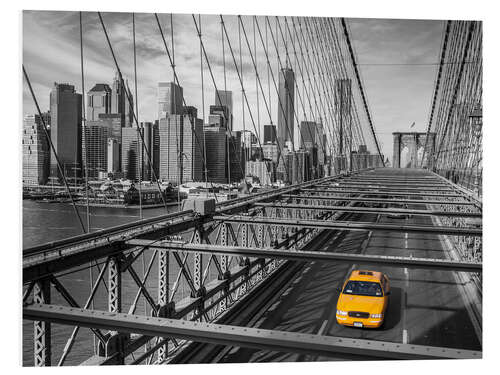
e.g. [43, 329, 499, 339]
[23, 304, 481, 360]
[255, 202, 482, 218]
[212, 215, 482, 236]
[319, 184, 456, 193]
[22, 175, 346, 283]
[33, 279, 51, 366]
[281, 194, 478, 206]
[125, 240, 482, 272]
[332, 181, 449, 187]
[301, 188, 464, 198]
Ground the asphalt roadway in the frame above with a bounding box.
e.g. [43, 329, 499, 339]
[217, 205, 482, 363]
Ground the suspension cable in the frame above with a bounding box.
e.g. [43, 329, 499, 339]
[97, 12, 168, 209]
[155, 14, 244, 194]
[132, 13, 143, 219]
[22, 66, 86, 232]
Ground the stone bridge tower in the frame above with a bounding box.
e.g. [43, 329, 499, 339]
[392, 132, 436, 168]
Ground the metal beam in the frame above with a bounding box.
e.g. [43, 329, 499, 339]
[281, 194, 478, 206]
[255, 202, 482, 218]
[301, 188, 465, 198]
[125, 240, 482, 273]
[308, 186, 458, 193]
[23, 304, 481, 360]
[325, 182, 453, 189]
[212, 216, 482, 236]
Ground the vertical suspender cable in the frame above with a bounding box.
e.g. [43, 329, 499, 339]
[199, 15, 209, 189]
[155, 14, 223, 202]
[133, 13, 143, 220]
[79, 12, 90, 233]
[420, 20, 451, 168]
[253, 17, 261, 145]
[79, 11, 95, 356]
[171, 14, 182, 209]
[98, 12, 168, 209]
[221, 19, 231, 185]
[239, 19, 246, 172]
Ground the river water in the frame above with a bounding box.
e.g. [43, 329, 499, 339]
[22, 200, 200, 366]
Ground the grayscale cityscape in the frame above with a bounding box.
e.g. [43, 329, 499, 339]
[22, 11, 482, 367]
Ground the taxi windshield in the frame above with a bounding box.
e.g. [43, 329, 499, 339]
[342, 281, 383, 297]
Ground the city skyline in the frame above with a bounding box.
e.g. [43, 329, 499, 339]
[23, 11, 444, 160]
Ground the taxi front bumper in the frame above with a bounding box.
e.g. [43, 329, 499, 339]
[336, 315, 383, 328]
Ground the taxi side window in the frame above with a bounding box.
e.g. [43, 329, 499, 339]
[383, 275, 389, 293]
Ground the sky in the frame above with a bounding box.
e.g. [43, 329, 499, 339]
[22, 10, 445, 162]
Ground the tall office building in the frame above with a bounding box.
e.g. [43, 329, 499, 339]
[277, 68, 295, 151]
[22, 114, 50, 185]
[264, 124, 277, 144]
[49, 82, 82, 182]
[107, 138, 120, 175]
[152, 120, 160, 181]
[97, 114, 122, 143]
[159, 110, 204, 183]
[87, 83, 111, 121]
[300, 121, 317, 149]
[182, 111, 204, 182]
[159, 115, 181, 182]
[334, 79, 352, 157]
[121, 127, 140, 181]
[229, 130, 243, 182]
[214, 90, 233, 131]
[300, 121, 320, 178]
[139, 122, 153, 181]
[158, 82, 183, 119]
[246, 160, 274, 185]
[83, 121, 112, 178]
[262, 143, 279, 163]
[111, 71, 134, 127]
[204, 126, 227, 183]
[243, 130, 257, 161]
[209, 105, 230, 128]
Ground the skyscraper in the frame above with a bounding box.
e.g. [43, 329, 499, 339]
[107, 138, 120, 175]
[158, 82, 183, 120]
[122, 127, 140, 181]
[22, 114, 50, 185]
[159, 110, 204, 183]
[182, 110, 204, 182]
[159, 115, 181, 182]
[214, 90, 233, 131]
[83, 120, 112, 178]
[139, 122, 153, 181]
[300, 121, 317, 150]
[264, 124, 277, 144]
[49, 82, 82, 182]
[277, 68, 295, 152]
[334, 79, 352, 157]
[111, 71, 134, 127]
[204, 126, 227, 183]
[87, 83, 111, 121]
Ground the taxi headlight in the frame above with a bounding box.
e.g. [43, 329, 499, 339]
[336, 310, 348, 316]
[370, 313, 383, 319]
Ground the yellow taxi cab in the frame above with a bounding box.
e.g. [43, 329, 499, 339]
[336, 270, 390, 328]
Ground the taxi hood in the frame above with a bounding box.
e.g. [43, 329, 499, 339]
[337, 294, 384, 313]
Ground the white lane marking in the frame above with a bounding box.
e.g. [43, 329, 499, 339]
[403, 329, 409, 344]
[404, 232, 408, 249]
[317, 320, 329, 335]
